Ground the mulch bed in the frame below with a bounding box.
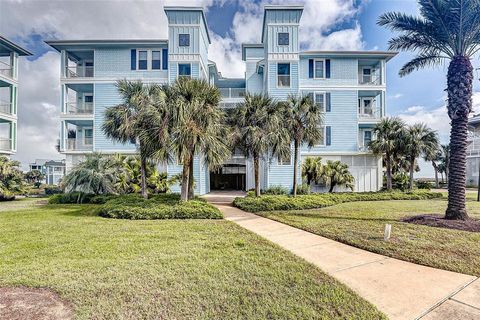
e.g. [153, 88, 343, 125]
[402, 214, 480, 232]
[0, 287, 73, 320]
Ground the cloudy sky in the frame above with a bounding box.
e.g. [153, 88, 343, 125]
[1, 0, 479, 175]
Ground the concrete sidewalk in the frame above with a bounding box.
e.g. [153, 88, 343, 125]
[209, 199, 479, 320]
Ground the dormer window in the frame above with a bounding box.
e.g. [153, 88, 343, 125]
[278, 32, 289, 46]
[179, 34, 190, 47]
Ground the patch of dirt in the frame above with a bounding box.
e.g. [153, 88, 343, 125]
[0, 287, 73, 320]
[402, 214, 480, 232]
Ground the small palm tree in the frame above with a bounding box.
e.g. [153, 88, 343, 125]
[283, 94, 323, 196]
[378, 0, 480, 219]
[231, 93, 290, 197]
[102, 80, 164, 199]
[403, 124, 439, 191]
[368, 117, 406, 191]
[63, 153, 117, 200]
[166, 78, 230, 201]
[324, 160, 355, 193]
[424, 145, 442, 188]
[440, 144, 450, 186]
[301, 157, 323, 185]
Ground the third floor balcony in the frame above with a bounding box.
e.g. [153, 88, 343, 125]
[63, 50, 94, 79]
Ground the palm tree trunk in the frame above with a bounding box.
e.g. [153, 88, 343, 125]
[446, 56, 472, 220]
[292, 140, 299, 196]
[180, 153, 191, 202]
[386, 153, 392, 191]
[409, 157, 415, 191]
[139, 143, 148, 199]
[432, 162, 439, 188]
[329, 181, 335, 193]
[253, 152, 260, 197]
[188, 156, 194, 200]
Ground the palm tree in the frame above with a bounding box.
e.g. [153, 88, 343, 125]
[166, 78, 231, 201]
[440, 144, 450, 186]
[378, 0, 480, 219]
[368, 117, 406, 191]
[231, 93, 290, 197]
[424, 144, 442, 188]
[324, 160, 355, 193]
[301, 157, 324, 185]
[63, 153, 118, 201]
[0, 156, 25, 200]
[102, 80, 164, 199]
[403, 123, 439, 190]
[283, 94, 323, 196]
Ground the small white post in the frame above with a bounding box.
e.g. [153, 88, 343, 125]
[384, 224, 392, 241]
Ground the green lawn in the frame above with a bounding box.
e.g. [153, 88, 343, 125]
[260, 197, 480, 276]
[0, 199, 384, 319]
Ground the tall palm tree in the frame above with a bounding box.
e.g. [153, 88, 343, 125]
[301, 156, 323, 185]
[63, 153, 118, 200]
[231, 93, 290, 197]
[283, 94, 323, 196]
[378, 0, 480, 219]
[102, 80, 164, 199]
[403, 123, 439, 190]
[368, 117, 406, 191]
[166, 78, 230, 201]
[323, 160, 355, 193]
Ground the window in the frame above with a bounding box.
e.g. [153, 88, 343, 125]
[151, 51, 161, 70]
[84, 128, 93, 145]
[277, 63, 290, 87]
[364, 130, 372, 146]
[316, 126, 326, 147]
[278, 32, 289, 45]
[314, 59, 325, 79]
[362, 68, 372, 84]
[179, 34, 190, 47]
[358, 98, 374, 116]
[278, 155, 291, 165]
[315, 92, 326, 112]
[138, 50, 148, 70]
[178, 63, 191, 78]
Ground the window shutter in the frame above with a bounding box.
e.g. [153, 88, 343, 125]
[326, 59, 331, 78]
[130, 49, 136, 70]
[326, 126, 331, 146]
[162, 49, 168, 70]
[309, 59, 314, 78]
[326, 92, 331, 112]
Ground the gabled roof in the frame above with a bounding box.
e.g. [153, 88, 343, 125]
[164, 6, 211, 44]
[241, 43, 264, 60]
[0, 36, 32, 56]
[261, 5, 304, 44]
[45, 39, 168, 51]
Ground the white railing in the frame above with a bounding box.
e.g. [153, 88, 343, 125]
[0, 60, 13, 79]
[358, 110, 380, 119]
[66, 138, 93, 151]
[0, 138, 11, 151]
[0, 101, 12, 115]
[66, 66, 94, 78]
[219, 88, 246, 99]
[358, 145, 370, 152]
[65, 102, 93, 114]
[359, 75, 381, 85]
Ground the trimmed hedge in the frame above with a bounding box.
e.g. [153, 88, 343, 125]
[98, 194, 223, 220]
[233, 191, 443, 213]
[48, 192, 115, 204]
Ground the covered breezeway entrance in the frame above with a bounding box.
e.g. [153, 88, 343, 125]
[210, 164, 246, 191]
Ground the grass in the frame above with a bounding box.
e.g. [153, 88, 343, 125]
[0, 199, 385, 319]
[260, 196, 480, 276]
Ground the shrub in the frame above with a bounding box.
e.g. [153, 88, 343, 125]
[233, 191, 443, 213]
[416, 180, 432, 190]
[45, 185, 63, 195]
[98, 194, 222, 220]
[48, 192, 95, 204]
[263, 185, 289, 195]
[296, 184, 311, 195]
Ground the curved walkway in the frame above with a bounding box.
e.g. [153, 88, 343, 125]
[204, 192, 480, 320]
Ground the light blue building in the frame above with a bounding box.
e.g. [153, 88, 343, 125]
[47, 5, 396, 194]
[29, 159, 66, 185]
[0, 36, 32, 156]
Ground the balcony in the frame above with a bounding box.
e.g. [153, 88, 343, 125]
[0, 100, 12, 115]
[66, 65, 94, 78]
[0, 61, 12, 80]
[64, 102, 93, 115]
[219, 88, 246, 99]
[0, 138, 12, 152]
[359, 75, 381, 86]
[66, 138, 93, 151]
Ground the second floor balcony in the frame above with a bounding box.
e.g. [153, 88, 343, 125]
[219, 88, 246, 99]
[0, 60, 13, 80]
[65, 102, 93, 115]
[66, 137, 93, 151]
[0, 137, 12, 153]
[0, 100, 12, 116]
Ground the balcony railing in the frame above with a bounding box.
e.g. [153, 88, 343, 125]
[0, 61, 13, 79]
[358, 110, 380, 119]
[0, 138, 12, 151]
[65, 102, 93, 115]
[0, 101, 12, 115]
[66, 138, 93, 151]
[359, 75, 381, 85]
[66, 66, 94, 78]
[219, 88, 246, 99]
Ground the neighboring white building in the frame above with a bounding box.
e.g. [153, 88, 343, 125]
[29, 159, 66, 185]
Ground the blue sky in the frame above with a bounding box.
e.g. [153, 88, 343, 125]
[2, 0, 479, 176]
